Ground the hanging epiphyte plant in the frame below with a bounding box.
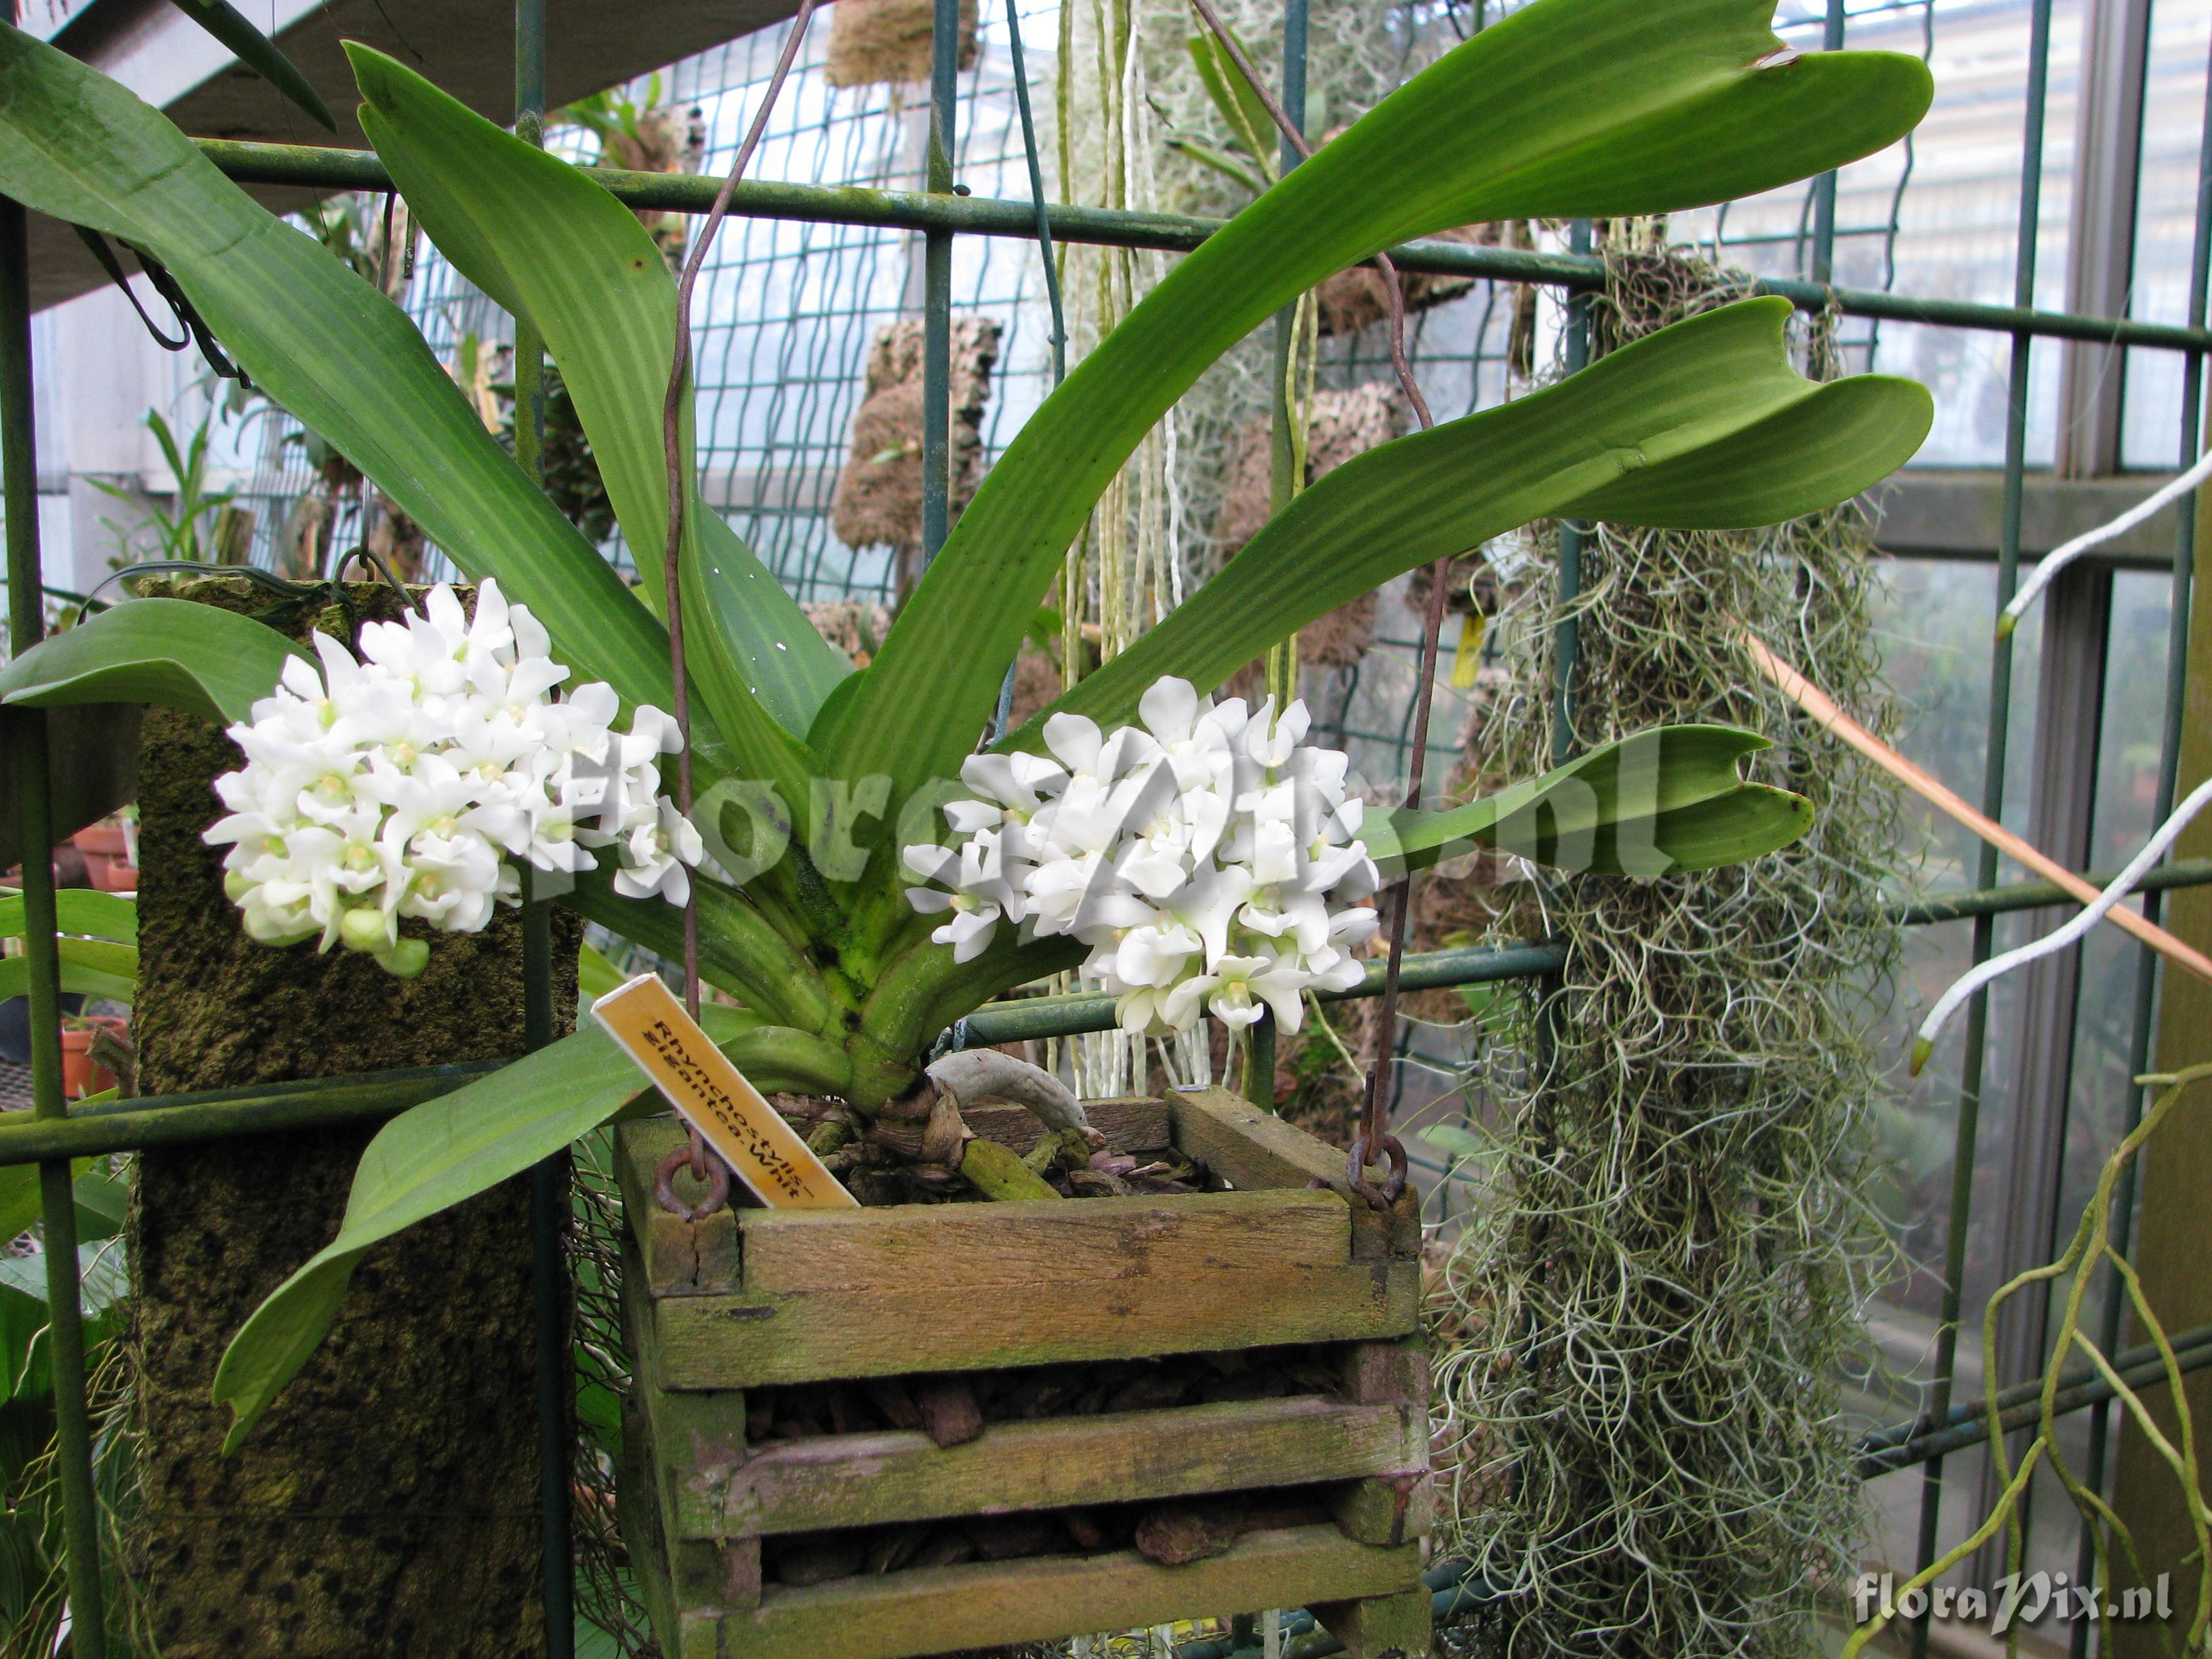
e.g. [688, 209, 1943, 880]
[0, 0, 1933, 1452]
[1427, 237, 1910, 1659]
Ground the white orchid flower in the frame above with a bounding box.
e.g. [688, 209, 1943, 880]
[903, 674, 1376, 1034]
[612, 798, 705, 905]
[210, 581, 699, 975]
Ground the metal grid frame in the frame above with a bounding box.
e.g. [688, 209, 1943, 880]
[6, 0, 2212, 1652]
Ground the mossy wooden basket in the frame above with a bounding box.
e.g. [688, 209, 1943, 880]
[615, 1087, 1433, 1659]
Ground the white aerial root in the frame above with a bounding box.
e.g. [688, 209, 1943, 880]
[1996, 447, 2212, 638]
[1912, 774, 2212, 1073]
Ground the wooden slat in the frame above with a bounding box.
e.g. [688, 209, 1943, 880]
[623, 1237, 752, 1575]
[1169, 1088, 1422, 1261]
[712, 1526, 1422, 1659]
[1312, 1586, 1436, 1659]
[680, 1395, 1425, 1539]
[619, 1117, 742, 1294]
[644, 1252, 1418, 1389]
[737, 1186, 1346, 1296]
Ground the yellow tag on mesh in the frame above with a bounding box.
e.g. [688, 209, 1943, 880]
[1450, 610, 1487, 690]
[591, 974, 857, 1209]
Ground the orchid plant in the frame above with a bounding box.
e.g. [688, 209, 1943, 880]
[0, 0, 1934, 1441]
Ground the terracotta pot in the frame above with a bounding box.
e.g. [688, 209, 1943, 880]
[60, 1015, 128, 1100]
[71, 823, 129, 858]
[85, 851, 138, 894]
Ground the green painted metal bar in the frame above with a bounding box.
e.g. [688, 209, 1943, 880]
[0, 847, 2197, 1174]
[1910, 2, 2052, 1646]
[954, 940, 1570, 1050]
[1860, 1325, 2212, 1479]
[510, 2, 575, 1651]
[186, 139, 2212, 353]
[918, 0, 958, 568]
[1, 169, 109, 1655]
[1860, 1322, 2212, 1471]
[1551, 218, 1593, 766]
[0, 1063, 503, 1165]
[1893, 857, 2212, 926]
[1808, 0, 1848, 284]
[2068, 18, 2212, 1644]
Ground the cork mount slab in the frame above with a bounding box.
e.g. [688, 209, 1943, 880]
[617, 1086, 1431, 1659]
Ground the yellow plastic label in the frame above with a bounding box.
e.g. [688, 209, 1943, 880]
[1449, 610, 1487, 690]
[591, 973, 857, 1209]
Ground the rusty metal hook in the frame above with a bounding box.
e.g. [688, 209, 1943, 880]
[654, 1142, 731, 1222]
[1346, 1132, 1409, 1210]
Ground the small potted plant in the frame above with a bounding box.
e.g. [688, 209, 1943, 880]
[58, 1012, 130, 1100]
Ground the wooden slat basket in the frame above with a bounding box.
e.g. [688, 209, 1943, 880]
[615, 1086, 1433, 1659]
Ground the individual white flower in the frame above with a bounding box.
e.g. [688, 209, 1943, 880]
[1160, 951, 1309, 1033]
[906, 884, 1004, 963]
[612, 798, 705, 905]
[207, 579, 699, 978]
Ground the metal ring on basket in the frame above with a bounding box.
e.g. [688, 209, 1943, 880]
[654, 1143, 731, 1221]
[1345, 1132, 1409, 1210]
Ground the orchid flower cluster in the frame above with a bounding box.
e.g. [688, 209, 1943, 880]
[903, 676, 1382, 1035]
[205, 579, 701, 977]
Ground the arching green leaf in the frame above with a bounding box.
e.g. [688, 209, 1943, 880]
[350, 45, 849, 758]
[211, 1027, 644, 1450]
[0, 23, 692, 748]
[1019, 300, 1930, 740]
[1366, 725, 1811, 878]
[0, 890, 138, 945]
[0, 938, 138, 1004]
[211, 1015, 854, 1446]
[830, 0, 1932, 819]
[163, 0, 335, 131]
[0, 598, 305, 724]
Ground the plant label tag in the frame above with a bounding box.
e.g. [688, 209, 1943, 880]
[591, 974, 858, 1210]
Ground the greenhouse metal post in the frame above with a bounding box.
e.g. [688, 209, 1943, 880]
[1, 60, 110, 1657]
[1906, 4, 2051, 1648]
[509, 0, 577, 1654]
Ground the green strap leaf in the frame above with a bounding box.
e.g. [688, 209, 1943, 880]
[349, 45, 850, 758]
[212, 1027, 645, 1448]
[0, 23, 690, 745]
[0, 1162, 91, 1258]
[1187, 27, 1275, 174]
[163, 0, 336, 131]
[0, 938, 138, 1004]
[560, 863, 836, 1038]
[1021, 299, 1930, 739]
[829, 0, 1931, 817]
[1366, 725, 1811, 877]
[0, 598, 307, 724]
[0, 890, 138, 945]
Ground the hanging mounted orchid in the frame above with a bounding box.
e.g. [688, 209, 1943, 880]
[0, 0, 1936, 1443]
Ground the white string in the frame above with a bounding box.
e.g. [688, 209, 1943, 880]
[1912, 773, 2212, 1073]
[1996, 445, 2212, 638]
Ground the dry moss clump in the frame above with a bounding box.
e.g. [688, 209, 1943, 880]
[824, 0, 979, 88]
[829, 316, 1002, 586]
